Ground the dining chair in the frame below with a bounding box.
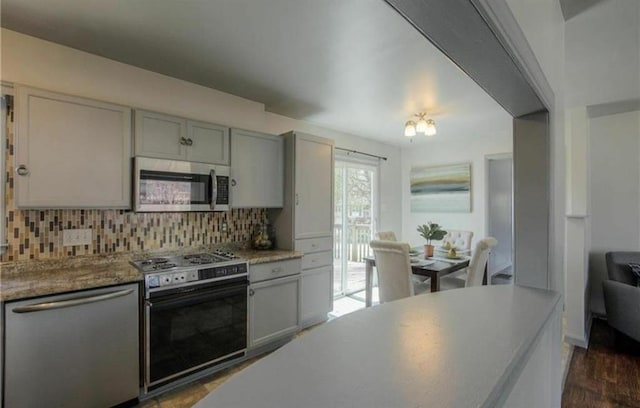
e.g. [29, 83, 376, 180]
[369, 240, 429, 303]
[442, 230, 474, 281]
[376, 231, 398, 241]
[439, 237, 497, 291]
[442, 230, 474, 253]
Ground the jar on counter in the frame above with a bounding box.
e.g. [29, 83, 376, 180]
[253, 224, 272, 250]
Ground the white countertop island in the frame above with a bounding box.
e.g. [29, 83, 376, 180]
[196, 285, 562, 408]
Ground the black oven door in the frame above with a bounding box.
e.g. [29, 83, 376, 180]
[146, 279, 248, 389]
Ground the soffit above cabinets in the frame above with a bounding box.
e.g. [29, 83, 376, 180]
[559, 0, 609, 21]
[1, 0, 511, 146]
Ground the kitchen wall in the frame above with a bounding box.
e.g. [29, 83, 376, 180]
[1, 29, 402, 260]
[0, 29, 403, 241]
[506, 0, 567, 298]
[588, 110, 640, 315]
[565, 0, 640, 109]
[400, 130, 512, 246]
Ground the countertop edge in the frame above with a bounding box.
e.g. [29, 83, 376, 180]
[236, 250, 304, 265]
[482, 288, 562, 408]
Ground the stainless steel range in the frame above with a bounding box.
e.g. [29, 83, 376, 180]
[133, 251, 249, 392]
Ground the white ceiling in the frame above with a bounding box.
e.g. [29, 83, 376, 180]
[1, 0, 512, 146]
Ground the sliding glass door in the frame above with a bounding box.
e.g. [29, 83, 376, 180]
[334, 159, 378, 297]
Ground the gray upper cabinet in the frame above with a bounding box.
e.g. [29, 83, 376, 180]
[230, 129, 283, 208]
[15, 86, 132, 209]
[187, 120, 229, 165]
[135, 110, 230, 165]
[294, 133, 334, 239]
[134, 110, 186, 160]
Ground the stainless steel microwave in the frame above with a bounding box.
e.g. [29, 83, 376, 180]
[134, 157, 230, 212]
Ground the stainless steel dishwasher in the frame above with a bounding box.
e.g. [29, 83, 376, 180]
[4, 283, 140, 408]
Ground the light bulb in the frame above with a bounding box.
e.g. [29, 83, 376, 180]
[404, 121, 416, 137]
[416, 116, 428, 134]
[425, 119, 436, 136]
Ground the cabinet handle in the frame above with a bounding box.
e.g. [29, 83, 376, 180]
[180, 137, 188, 145]
[186, 138, 193, 146]
[295, 194, 299, 205]
[231, 179, 237, 187]
[272, 267, 282, 274]
[16, 165, 29, 176]
[12, 289, 134, 313]
[249, 289, 255, 296]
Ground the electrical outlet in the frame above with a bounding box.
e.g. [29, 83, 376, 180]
[62, 229, 92, 246]
[221, 222, 228, 232]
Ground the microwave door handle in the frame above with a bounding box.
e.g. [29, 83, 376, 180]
[210, 169, 218, 210]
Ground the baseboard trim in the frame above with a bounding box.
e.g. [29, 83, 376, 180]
[561, 344, 574, 390]
[492, 264, 513, 276]
[564, 313, 594, 349]
[563, 334, 588, 348]
[585, 312, 594, 345]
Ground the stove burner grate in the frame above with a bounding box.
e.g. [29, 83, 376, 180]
[153, 263, 177, 270]
[141, 257, 170, 265]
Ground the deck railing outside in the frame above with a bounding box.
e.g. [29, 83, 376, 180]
[334, 223, 372, 263]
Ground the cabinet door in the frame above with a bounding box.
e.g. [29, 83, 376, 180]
[231, 129, 283, 208]
[249, 274, 301, 348]
[300, 265, 332, 328]
[187, 120, 230, 165]
[294, 134, 334, 239]
[134, 110, 187, 160]
[15, 87, 132, 208]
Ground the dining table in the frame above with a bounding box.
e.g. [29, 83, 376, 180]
[364, 252, 472, 307]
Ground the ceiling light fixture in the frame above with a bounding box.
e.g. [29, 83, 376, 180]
[404, 113, 436, 138]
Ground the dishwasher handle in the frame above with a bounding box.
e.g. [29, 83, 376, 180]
[12, 288, 135, 313]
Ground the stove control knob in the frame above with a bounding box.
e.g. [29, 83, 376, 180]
[147, 275, 160, 288]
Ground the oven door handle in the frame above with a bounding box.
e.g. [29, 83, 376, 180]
[210, 169, 218, 210]
[150, 281, 248, 311]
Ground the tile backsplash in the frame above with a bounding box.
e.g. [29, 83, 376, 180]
[2, 106, 266, 262]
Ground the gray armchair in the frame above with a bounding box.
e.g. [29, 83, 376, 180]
[603, 252, 640, 342]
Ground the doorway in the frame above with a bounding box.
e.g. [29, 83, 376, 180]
[333, 159, 378, 298]
[486, 153, 513, 280]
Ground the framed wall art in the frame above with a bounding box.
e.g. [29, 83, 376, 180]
[410, 163, 471, 213]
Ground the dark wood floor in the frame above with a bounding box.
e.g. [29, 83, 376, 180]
[562, 319, 640, 407]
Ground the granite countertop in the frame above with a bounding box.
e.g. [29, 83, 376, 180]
[0, 254, 142, 302]
[234, 249, 304, 264]
[0, 248, 303, 302]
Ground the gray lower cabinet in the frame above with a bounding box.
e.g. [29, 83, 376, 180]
[301, 266, 333, 326]
[248, 259, 301, 349]
[4, 284, 140, 408]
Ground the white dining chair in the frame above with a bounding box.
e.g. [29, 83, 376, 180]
[439, 237, 497, 291]
[369, 240, 429, 303]
[376, 231, 398, 241]
[441, 230, 474, 281]
[441, 230, 474, 253]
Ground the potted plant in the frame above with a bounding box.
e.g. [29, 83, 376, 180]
[416, 222, 447, 257]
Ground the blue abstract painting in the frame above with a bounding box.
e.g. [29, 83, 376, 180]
[410, 163, 471, 213]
